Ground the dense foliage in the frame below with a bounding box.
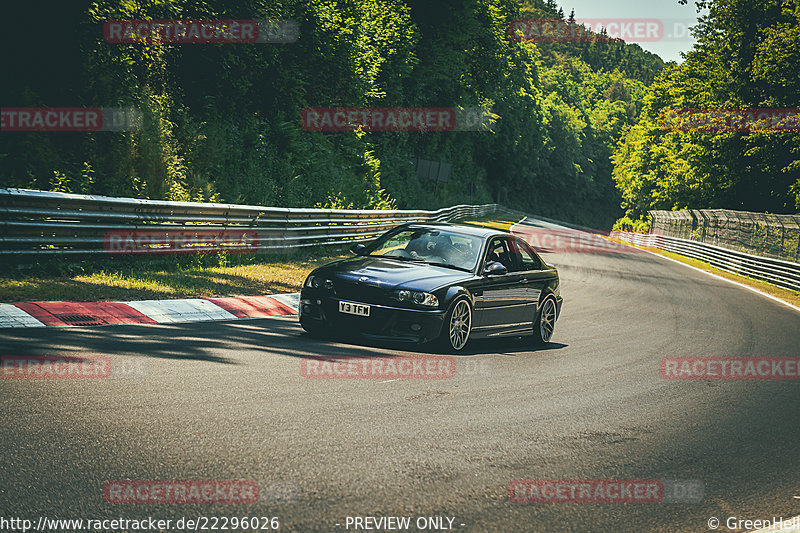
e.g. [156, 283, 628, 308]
[2, 0, 665, 227]
[613, 0, 800, 222]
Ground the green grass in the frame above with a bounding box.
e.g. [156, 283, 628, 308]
[0, 251, 348, 303]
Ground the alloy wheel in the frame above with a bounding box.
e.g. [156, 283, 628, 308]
[539, 298, 556, 343]
[449, 300, 471, 351]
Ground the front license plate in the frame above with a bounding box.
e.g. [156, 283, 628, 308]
[339, 300, 371, 317]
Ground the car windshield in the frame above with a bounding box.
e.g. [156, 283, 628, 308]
[368, 228, 482, 271]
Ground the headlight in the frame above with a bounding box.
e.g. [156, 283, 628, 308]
[305, 274, 331, 290]
[393, 290, 439, 307]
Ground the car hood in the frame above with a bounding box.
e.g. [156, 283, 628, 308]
[316, 256, 473, 292]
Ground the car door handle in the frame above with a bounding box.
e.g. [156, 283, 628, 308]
[520, 278, 528, 283]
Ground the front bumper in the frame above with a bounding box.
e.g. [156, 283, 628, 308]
[299, 290, 446, 344]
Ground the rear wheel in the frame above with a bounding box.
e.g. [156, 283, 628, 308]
[532, 297, 557, 345]
[440, 298, 472, 352]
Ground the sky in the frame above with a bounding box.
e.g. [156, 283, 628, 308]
[554, 0, 704, 63]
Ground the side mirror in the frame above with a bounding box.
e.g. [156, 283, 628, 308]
[350, 243, 367, 255]
[483, 261, 507, 276]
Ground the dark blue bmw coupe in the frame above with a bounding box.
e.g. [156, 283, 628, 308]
[299, 223, 562, 351]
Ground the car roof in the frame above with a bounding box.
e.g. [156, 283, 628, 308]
[403, 222, 509, 239]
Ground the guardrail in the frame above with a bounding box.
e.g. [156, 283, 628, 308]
[611, 231, 800, 292]
[0, 188, 501, 255]
[4, 188, 798, 291]
[649, 209, 800, 264]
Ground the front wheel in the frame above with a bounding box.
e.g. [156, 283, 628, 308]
[440, 298, 472, 352]
[532, 297, 557, 345]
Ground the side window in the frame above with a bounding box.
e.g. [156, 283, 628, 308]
[511, 237, 544, 271]
[485, 238, 512, 271]
[505, 237, 525, 272]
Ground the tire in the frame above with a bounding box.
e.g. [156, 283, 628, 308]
[532, 296, 557, 345]
[439, 298, 472, 352]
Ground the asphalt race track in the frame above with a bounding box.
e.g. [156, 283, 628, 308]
[2, 226, 799, 532]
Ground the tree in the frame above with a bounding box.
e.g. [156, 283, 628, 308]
[613, 0, 800, 219]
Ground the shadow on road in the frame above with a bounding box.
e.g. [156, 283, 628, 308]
[0, 317, 567, 363]
[296, 332, 569, 357]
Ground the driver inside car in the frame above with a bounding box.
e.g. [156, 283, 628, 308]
[403, 231, 474, 269]
[408, 233, 449, 260]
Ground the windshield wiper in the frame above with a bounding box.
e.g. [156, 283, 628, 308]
[370, 254, 472, 272]
[423, 261, 472, 272]
[370, 254, 425, 262]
